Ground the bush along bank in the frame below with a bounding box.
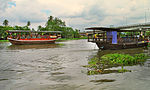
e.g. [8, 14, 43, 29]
[85, 53, 148, 75]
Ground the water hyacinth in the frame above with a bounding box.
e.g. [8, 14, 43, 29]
[87, 53, 148, 75]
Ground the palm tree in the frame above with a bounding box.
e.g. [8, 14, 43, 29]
[27, 21, 31, 26]
[38, 25, 42, 31]
[3, 19, 9, 26]
[49, 16, 53, 21]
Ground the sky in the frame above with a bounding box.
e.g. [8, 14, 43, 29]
[0, 0, 150, 31]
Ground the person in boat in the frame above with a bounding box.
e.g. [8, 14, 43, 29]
[12, 33, 16, 39]
[32, 34, 36, 39]
[8, 33, 12, 38]
[16, 34, 21, 40]
[26, 34, 31, 39]
[118, 35, 123, 43]
[94, 33, 98, 41]
[21, 34, 26, 39]
[37, 34, 41, 38]
[57, 34, 61, 38]
[137, 34, 140, 40]
[43, 34, 48, 39]
[139, 35, 143, 41]
[50, 34, 57, 38]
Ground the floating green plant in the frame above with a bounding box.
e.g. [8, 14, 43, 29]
[57, 43, 65, 46]
[86, 53, 148, 75]
[118, 69, 131, 73]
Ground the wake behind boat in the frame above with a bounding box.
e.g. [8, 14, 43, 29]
[6, 30, 61, 45]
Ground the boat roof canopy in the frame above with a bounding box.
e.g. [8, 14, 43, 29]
[85, 27, 150, 32]
[6, 30, 62, 33]
[85, 27, 120, 31]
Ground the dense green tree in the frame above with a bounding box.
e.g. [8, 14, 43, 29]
[3, 19, 9, 26]
[0, 24, 31, 39]
[43, 16, 79, 38]
[45, 16, 66, 30]
[0, 26, 13, 39]
[14, 26, 30, 30]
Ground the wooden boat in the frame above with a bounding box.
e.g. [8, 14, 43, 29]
[85, 27, 149, 50]
[6, 30, 61, 45]
[95, 41, 148, 50]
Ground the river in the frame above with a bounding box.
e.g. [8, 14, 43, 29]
[0, 39, 150, 90]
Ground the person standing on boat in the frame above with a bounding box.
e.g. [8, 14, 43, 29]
[94, 33, 98, 41]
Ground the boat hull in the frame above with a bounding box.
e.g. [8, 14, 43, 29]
[8, 38, 56, 45]
[96, 42, 148, 50]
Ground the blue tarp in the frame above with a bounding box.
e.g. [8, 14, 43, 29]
[112, 31, 117, 44]
[106, 31, 112, 41]
[106, 31, 117, 44]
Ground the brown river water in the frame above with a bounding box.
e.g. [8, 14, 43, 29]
[0, 39, 150, 90]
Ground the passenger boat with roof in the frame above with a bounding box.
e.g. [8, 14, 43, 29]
[85, 26, 150, 50]
[6, 30, 61, 45]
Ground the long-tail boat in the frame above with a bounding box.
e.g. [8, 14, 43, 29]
[85, 27, 149, 50]
[6, 30, 61, 45]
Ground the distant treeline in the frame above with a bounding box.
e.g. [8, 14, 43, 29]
[0, 16, 80, 40]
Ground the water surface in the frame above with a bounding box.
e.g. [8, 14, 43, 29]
[0, 40, 150, 90]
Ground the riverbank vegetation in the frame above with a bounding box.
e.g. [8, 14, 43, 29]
[0, 40, 9, 42]
[0, 21, 31, 40]
[56, 36, 88, 41]
[38, 16, 80, 38]
[0, 16, 86, 40]
[85, 53, 148, 75]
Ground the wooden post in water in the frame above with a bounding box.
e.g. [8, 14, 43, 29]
[88, 34, 89, 42]
[102, 33, 104, 42]
[118, 32, 121, 43]
[93, 29, 95, 42]
[144, 31, 146, 41]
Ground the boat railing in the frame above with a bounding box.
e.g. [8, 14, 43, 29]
[8, 34, 59, 40]
[88, 34, 107, 43]
[88, 34, 149, 44]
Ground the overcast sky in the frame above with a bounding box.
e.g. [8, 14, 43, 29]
[1, 0, 150, 31]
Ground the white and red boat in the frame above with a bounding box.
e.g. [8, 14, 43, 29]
[6, 30, 61, 45]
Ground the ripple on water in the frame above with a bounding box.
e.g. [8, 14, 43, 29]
[0, 78, 9, 81]
[50, 75, 72, 82]
[51, 72, 65, 76]
[90, 79, 115, 83]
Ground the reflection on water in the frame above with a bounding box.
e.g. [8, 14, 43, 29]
[0, 42, 11, 50]
[96, 47, 146, 57]
[8, 44, 60, 50]
[0, 40, 150, 90]
[90, 79, 116, 83]
[0, 42, 64, 50]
